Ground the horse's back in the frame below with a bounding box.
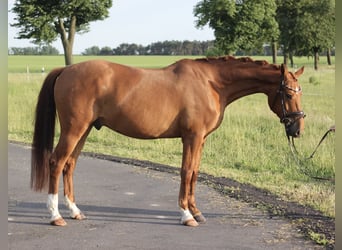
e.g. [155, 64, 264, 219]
[54, 60, 186, 138]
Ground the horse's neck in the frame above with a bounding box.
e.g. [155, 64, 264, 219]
[216, 65, 280, 106]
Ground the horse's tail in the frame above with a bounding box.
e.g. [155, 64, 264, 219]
[31, 67, 64, 192]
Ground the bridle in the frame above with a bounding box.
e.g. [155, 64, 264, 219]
[272, 76, 306, 134]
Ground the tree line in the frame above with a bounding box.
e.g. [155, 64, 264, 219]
[81, 41, 335, 58]
[9, 40, 335, 59]
[83, 40, 215, 56]
[8, 45, 60, 55]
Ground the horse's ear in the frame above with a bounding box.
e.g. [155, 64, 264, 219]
[280, 64, 288, 75]
[294, 66, 305, 78]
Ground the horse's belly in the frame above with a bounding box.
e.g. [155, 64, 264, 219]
[103, 109, 181, 139]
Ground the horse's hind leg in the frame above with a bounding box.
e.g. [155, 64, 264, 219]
[63, 127, 92, 220]
[47, 126, 89, 226]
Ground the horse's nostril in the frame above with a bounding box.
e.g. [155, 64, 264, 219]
[295, 130, 301, 137]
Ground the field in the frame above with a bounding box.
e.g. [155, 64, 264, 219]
[8, 55, 335, 220]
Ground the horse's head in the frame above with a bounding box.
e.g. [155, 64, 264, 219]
[269, 64, 305, 138]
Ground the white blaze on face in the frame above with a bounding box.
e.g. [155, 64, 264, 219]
[47, 194, 61, 221]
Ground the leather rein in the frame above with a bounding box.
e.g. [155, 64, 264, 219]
[287, 126, 335, 182]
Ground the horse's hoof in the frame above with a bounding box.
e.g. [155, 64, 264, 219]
[50, 217, 67, 226]
[182, 218, 199, 227]
[194, 213, 207, 224]
[72, 212, 86, 220]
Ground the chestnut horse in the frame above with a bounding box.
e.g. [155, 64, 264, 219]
[31, 56, 305, 227]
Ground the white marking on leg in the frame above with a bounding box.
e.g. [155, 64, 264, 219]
[64, 195, 81, 218]
[47, 194, 61, 221]
[180, 209, 194, 224]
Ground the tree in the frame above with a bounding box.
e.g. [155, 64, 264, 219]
[39, 45, 60, 55]
[82, 46, 101, 55]
[295, 0, 335, 70]
[194, 0, 279, 57]
[276, 0, 295, 66]
[11, 0, 112, 65]
[99, 46, 113, 55]
[276, 0, 335, 70]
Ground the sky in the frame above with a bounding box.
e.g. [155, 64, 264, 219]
[8, 0, 215, 54]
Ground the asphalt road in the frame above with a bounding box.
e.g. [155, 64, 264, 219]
[8, 143, 322, 250]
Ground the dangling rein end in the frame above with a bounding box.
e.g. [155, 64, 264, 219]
[307, 125, 335, 159]
[288, 125, 335, 182]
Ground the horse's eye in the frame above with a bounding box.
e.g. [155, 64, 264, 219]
[286, 93, 292, 100]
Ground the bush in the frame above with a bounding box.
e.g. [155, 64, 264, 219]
[309, 76, 320, 85]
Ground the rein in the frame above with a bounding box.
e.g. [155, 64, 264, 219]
[287, 125, 335, 182]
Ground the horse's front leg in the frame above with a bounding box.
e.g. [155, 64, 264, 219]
[188, 163, 207, 224]
[178, 135, 206, 227]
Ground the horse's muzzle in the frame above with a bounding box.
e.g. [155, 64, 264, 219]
[282, 111, 305, 138]
[285, 120, 301, 137]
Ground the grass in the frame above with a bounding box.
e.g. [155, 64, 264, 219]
[7, 55, 201, 73]
[8, 55, 335, 218]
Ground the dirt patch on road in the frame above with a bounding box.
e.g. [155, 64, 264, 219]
[82, 151, 335, 249]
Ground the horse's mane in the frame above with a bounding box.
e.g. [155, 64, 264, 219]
[194, 56, 280, 70]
